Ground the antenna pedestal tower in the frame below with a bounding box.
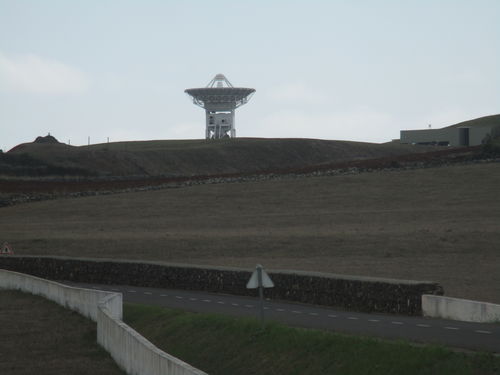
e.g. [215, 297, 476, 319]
[185, 74, 255, 140]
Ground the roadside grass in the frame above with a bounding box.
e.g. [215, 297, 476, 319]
[0, 290, 125, 375]
[124, 303, 500, 375]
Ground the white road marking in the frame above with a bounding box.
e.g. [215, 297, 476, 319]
[232, 303, 239, 306]
[475, 330, 492, 334]
[391, 321, 404, 325]
[309, 312, 319, 316]
[160, 294, 168, 297]
[328, 314, 337, 318]
[292, 310, 302, 314]
[175, 296, 183, 299]
[202, 299, 211, 303]
[368, 319, 380, 323]
[417, 324, 431, 328]
[347, 317, 359, 320]
[128, 290, 136, 293]
[189, 298, 198, 301]
[217, 301, 225, 305]
[444, 326, 459, 330]
[144, 292, 152, 295]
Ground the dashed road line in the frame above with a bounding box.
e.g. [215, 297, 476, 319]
[175, 296, 183, 300]
[309, 312, 319, 316]
[347, 317, 359, 320]
[475, 330, 492, 334]
[444, 326, 459, 330]
[202, 299, 211, 303]
[368, 319, 380, 323]
[292, 310, 302, 314]
[144, 292, 152, 295]
[160, 294, 168, 297]
[217, 301, 225, 305]
[231, 303, 239, 306]
[328, 314, 337, 318]
[417, 324, 431, 328]
[189, 298, 197, 301]
[391, 321, 404, 325]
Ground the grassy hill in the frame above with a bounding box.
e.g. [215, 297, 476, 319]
[4, 137, 430, 178]
[2, 161, 499, 304]
[445, 114, 500, 129]
[3, 114, 498, 178]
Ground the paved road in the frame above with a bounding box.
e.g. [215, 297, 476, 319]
[66, 282, 500, 353]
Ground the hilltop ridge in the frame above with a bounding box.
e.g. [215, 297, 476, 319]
[4, 114, 498, 178]
[3, 138, 429, 178]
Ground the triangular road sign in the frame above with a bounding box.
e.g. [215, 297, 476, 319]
[246, 265, 274, 289]
[1, 242, 13, 255]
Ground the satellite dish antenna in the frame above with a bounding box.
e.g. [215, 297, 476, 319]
[185, 74, 255, 139]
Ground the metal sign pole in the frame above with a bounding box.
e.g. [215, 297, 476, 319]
[246, 263, 274, 329]
[257, 265, 264, 327]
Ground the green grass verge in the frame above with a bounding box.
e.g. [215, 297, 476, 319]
[124, 303, 500, 375]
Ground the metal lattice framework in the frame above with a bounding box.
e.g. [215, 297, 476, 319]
[185, 74, 255, 139]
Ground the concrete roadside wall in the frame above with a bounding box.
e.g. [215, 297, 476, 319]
[97, 296, 207, 375]
[422, 294, 500, 323]
[0, 256, 444, 315]
[0, 268, 121, 321]
[0, 269, 208, 375]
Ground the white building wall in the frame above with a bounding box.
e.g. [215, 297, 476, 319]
[469, 127, 493, 146]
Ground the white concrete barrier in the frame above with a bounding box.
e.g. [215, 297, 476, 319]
[0, 269, 208, 375]
[0, 268, 121, 321]
[98, 300, 206, 375]
[422, 294, 500, 323]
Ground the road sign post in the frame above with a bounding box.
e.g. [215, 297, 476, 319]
[246, 264, 274, 327]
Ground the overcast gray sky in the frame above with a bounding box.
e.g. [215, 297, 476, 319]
[1, 0, 499, 151]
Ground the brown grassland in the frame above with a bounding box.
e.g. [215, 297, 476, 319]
[1, 161, 499, 303]
[0, 290, 124, 375]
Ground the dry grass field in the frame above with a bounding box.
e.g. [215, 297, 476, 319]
[0, 290, 124, 375]
[1, 162, 499, 304]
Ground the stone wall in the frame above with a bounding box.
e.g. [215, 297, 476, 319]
[0, 256, 443, 315]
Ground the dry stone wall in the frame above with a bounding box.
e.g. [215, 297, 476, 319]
[0, 256, 443, 315]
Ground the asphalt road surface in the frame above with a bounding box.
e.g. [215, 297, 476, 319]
[65, 282, 500, 353]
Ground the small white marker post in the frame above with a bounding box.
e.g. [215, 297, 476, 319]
[246, 264, 274, 327]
